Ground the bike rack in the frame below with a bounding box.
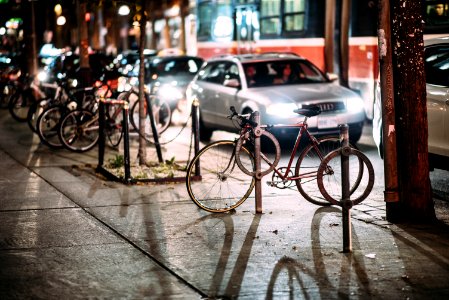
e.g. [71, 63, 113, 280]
[252, 111, 263, 213]
[97, 98, 132, 183]
[97, 98, 201, 184]
[340, 124, 352, 252]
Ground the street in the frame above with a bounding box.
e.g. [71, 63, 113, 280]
[1, 110, 449, 299]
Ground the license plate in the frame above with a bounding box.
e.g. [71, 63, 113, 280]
[317, 116, 338, 129]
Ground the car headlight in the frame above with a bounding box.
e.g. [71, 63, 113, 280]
[266, 103, 298, 117]
[346, 96, 365, 113]
[155, 84, 184, 102]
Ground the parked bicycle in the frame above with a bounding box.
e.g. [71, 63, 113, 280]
[35, 77, 98, 149]
[57, 85, 124, 153]
[186, 106, 374, 213]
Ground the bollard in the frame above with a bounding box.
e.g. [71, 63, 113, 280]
[192, 99, 200, 177]
[339, 124, 352, 252]
[122, 105, 131, 183]
[98, 100, 106, 167]
[252, 111, 263, 213]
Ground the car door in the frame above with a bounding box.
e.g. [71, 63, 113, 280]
[195, 61, 241, 130]
[425, 44, 449, 157]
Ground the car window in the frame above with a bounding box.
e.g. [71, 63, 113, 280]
[425, 44, 449, 87]
[151, 57, 203, 77]
[243, 59, 327, 87]
[197, 62, 231, 84]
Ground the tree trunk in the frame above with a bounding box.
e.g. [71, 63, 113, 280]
[390, 0, 435, 222]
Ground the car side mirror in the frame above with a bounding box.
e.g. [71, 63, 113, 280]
[224, 78, 241, 89]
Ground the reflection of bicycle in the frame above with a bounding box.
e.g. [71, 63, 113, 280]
[186, 106, 374, 213]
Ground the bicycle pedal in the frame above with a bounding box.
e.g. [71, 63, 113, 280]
[266, 181, 275, 187]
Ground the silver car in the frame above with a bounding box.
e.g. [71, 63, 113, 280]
[186, 53, 366, 142]
[372, 37, 449, 170]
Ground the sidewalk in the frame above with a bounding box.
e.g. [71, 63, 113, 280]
[1, 109, 449, 299]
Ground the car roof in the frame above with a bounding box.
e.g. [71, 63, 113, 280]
[208, 52, 306, 63]
[425, 36, 449, 47]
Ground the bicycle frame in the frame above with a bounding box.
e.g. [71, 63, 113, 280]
[241, 118, 328, 183]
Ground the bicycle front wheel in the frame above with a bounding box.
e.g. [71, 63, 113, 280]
[186, 140, 255, 213]
[8, 90, 35, 122]
[59, 109, 99, 152]
[105, 104, 124, 147]
[36, 105, 64, 149]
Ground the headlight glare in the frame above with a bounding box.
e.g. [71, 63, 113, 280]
[266, 103, 298, 117]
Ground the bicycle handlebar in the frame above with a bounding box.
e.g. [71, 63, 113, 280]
[228, 106, 258, 127]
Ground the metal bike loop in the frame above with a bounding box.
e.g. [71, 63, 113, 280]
[340, 124, 352, 252]
[252, 111, 263, 213]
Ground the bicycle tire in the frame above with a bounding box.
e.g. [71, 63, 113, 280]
[186, 140, 255, 213]
[36, 105, 65, 149]
[8, 89, 35, 122]
[130, 95, 171, 137]
[295, 137, 362, 206]
[27, 98, 51, 133]
[59, 109, 99, 152]
[235, 130, 281, 178]
[105, 104, 124, 148]
[317, 147, 375, 207]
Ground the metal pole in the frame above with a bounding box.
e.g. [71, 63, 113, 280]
[123, 106, 131, 183]
[192, 99, 200, 177]
[98, 100, 106, 167]
[253, 111, 262, 213]
[340, 124, 352, 252]
[378, 0, 400, 221]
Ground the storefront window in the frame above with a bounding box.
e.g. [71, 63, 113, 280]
[197, 0, 233, 41]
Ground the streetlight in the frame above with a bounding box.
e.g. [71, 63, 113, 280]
[118, 5, 130, 51]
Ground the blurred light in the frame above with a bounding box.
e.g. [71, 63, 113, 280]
[6, 18, 21, 29]
[54, 4, 62, 16]
[0, 27, 6, 35]
[165, 5, 180, 17]
[56, 16, 66, 26]
[213, 16, 233, 39]
[85, 13, 91, 22]
[118, 5, 130, 16]
[37, 70, 48, 82]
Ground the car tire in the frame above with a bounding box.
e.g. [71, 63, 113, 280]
[199, 118, 214, 141]
[349, 122, 364, 144]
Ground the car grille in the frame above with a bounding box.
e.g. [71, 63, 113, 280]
[317, 102, 345, 112]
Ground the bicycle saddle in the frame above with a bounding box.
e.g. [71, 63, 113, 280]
[293, 105, 321, 117]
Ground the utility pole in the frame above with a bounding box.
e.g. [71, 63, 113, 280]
[388, 0, 435, 222]
[378, 0, 400, 221]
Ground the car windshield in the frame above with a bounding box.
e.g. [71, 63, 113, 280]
[243, 59, 328, 87]
[150, 57, 203, 77]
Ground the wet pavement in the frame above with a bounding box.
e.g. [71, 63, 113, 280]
[1, 108, 449, 299]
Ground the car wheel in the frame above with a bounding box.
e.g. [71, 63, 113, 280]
[199, 118, 214, 141]
[349, 122, 364, 144]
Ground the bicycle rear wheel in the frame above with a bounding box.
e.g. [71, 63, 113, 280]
[59, 109, 99, 152]
[295, 137, 344, 206]
[186, 140, 255, 213]
[317, 147, 374, 207]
